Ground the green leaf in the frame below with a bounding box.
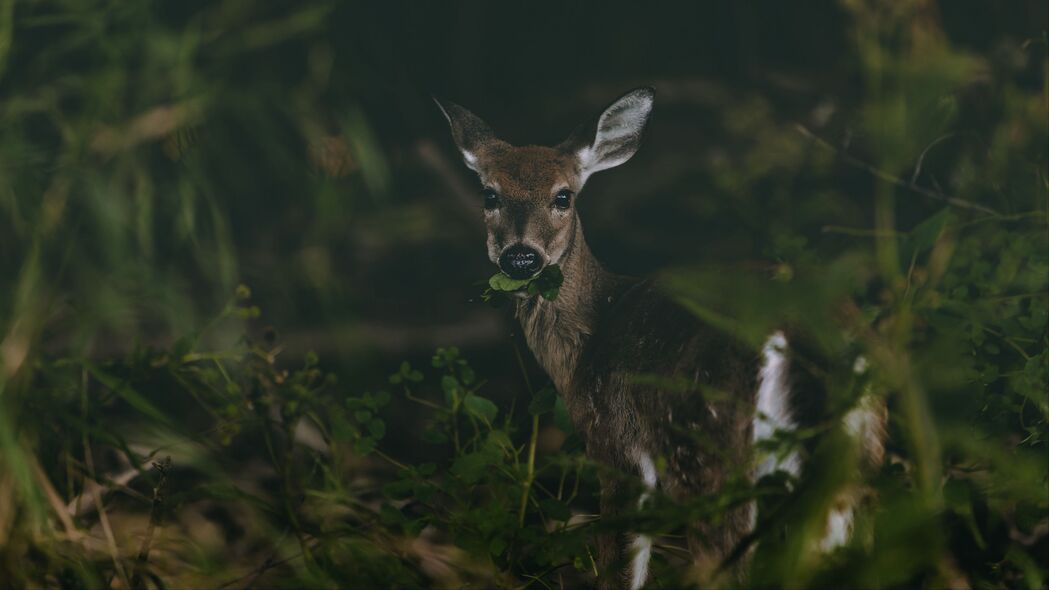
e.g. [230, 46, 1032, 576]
[421, 429, 447, 444]
[488, 273, 533, 292]
[553, 396, 574, 434]
[380, 503, 406, 525]
[383, 479, 414, 500]
[368, 418, 386, 439]
[489, 535, 508, 556]
[451, 448, 500, 484]
[533, 264, 564, 301]
[485, 264, 564, 301]
[330, 415, 357, 442]
[373, 391, 391, 407]
[355, 437, 376, 455]
[172, 336, 194, 360]
[460, 365, 476, 385]
[904, 208, 955, 259]
[463, 395, 498, 423]
[539, 498, 572, 521]
[405, 517, 428, 537]
[413, 482, 437, 503]
[488, 429, 513, 446]
[84, 363, 172, 427]
[528, 386, 557, 416]
[234, 305, 261, 319]
[441, 375, 460, 405]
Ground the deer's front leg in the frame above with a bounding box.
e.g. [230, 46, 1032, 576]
[596, 454, 658, 590]
[596, 472, 630, 590]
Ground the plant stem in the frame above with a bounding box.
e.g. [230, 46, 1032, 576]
[82, 370, 131, 590]
[511, 338, 540, 527]
[518, 413, 539, 527]
[795, 124, 1003, 216]
[131, 457, 170, 590]
[373, 448, 409, 471]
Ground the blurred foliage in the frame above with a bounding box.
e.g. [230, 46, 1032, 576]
[0, 0, 1046, 588]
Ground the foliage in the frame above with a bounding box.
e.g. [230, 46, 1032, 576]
[0, 286, 607, 587]
[484, 264, 565, 303]
[0, 0, 1046, 589]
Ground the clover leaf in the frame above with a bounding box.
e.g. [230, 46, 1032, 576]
[483, 264, 564, 303]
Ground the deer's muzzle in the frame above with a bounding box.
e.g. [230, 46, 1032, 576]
[499, 244, 543, 280]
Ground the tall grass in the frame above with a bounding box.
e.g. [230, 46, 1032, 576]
[0, 0, 1045, 588]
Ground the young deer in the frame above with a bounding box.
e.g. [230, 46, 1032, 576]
[436, 88, 885, 589]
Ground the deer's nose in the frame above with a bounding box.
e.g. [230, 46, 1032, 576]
[499, 245, 543, 280]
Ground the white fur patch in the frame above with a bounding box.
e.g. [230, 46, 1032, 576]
[629, 534, 653, 590]
[819, 505, 854, 552]
[462, 150, 477, 169]
[844, 374, 887, 467]
[753, 331, 801, 479]
[844, 396, 880, 441]
[852, 354, 869, 375]
[637, 452, 658, 492]
[629, 452, 658, 589]
[818, 355, 880, 553]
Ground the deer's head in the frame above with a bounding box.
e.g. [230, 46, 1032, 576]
[437, 88, 654, 280]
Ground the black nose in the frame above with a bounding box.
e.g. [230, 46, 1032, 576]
[499, 245, 543, 280]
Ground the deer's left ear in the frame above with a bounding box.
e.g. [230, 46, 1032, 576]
[434, 97, 495, 172]
[559, 87, 654, 182]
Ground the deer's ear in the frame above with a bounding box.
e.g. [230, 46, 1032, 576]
[434, 97, 495, 172]
[560, 87, 654, 182]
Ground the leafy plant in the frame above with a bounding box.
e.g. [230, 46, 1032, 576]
[484, 264, 565, 303]
[0, 0, 1045, 588]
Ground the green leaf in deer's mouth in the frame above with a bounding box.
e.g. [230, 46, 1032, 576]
[488, 273, 533, 292]
[484, 264, 564, 302]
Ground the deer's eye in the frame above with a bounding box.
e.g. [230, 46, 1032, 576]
[482, 188, 500, 210]
[553, 189, 573, 210]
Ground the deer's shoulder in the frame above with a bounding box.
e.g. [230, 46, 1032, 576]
[581, 277, 759, 401]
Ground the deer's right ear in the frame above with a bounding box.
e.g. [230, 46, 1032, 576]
[434, 97, 494, 172]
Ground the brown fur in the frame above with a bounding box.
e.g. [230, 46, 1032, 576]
[467, 142, 583, 268]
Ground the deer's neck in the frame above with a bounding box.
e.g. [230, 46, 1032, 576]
[516, 220, 612, 394]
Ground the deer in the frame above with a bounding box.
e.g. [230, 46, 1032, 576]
[436, 88, 886, 589]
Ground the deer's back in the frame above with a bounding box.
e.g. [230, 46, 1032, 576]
[571, 279, 759, 496]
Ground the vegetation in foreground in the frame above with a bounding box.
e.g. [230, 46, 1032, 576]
[0, 1, 1046, 588]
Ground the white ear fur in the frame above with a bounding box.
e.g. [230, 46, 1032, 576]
[576, 88, 654, 182]
[461, 150, 478, 169]
[434, 97, 493, 172]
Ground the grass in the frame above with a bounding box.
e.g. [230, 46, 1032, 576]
[0, 0, 1046, 588]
